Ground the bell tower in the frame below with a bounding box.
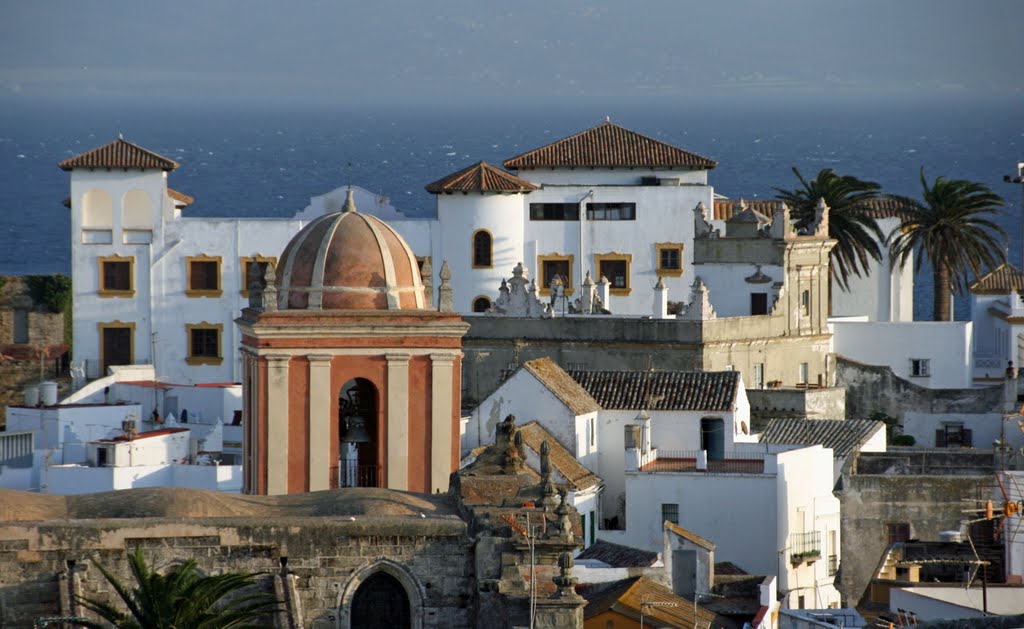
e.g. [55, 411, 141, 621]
[236, 192, 468, 495]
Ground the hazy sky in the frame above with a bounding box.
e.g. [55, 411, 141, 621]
[2, 0, 1022, 109]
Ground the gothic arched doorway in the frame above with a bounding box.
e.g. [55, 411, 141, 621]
[338, 378, 380, 487]
[350, 572, 411, 628]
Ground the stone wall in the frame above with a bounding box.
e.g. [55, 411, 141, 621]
[837, 450, 995, 606]
[0, 517, 473, 629]
[836, 356, 1004, 419]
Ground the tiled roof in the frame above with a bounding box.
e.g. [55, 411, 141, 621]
[714, 197, 909, 221]
[518, 421, 601, 491]
[715, 561, 748, 576]
[104, 427, 190, 442]
[576, 539, 658, 568]
[59, 138, 179, 171]
[758, 418, 885, 459]
[522, 358, 602, 415]
[970, 263, 1024, 295]
[425, 161, 537, 194]
[665, 520, 715, 551]
[503, 120, 717, 170]
[582, 576, 738, 629]
[167, 188, 194, 206]
[567, 369, 739, 412]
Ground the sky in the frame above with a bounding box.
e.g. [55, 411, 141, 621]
[1, 0, 1023, 110]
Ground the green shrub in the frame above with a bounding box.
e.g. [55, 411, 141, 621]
[891, 434, 916, 446]
[25, 274, 71, 313]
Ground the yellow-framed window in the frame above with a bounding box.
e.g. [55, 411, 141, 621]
[98, 255, 135, 298]
[594, 252, 633, 296]
[186, 322, 224, 366]
[186, 254, 223, 298]
[537, 254, 575, 296]
[655, 242, 684, 277]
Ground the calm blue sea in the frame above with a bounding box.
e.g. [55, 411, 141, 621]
[1, 100, 1021, 320]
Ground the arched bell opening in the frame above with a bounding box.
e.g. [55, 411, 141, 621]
[338, 378, 380, 487]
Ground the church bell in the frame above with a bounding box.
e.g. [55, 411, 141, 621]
[339, 410, 372, 443]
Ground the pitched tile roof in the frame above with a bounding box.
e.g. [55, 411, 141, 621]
[567, 369, 739, 412]
[665, 520, 715, 551]
[503, 120, 717, 170]
[59, 138, 179, 171]
[582, 576, 739, 629]
[715, 561, 749, 576]
[425, 161, 538, 194]
[970, 263, 1024, 295]
[576, 539, 659, 568]
[757, 418, 885, 459]
[518, 421, 602, 492]
[522, 358, 602, 415]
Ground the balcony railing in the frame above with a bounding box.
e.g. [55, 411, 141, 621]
[640, 450, 766, 475]
[338, 459, 379, 488]
[790, 531, 822, 563]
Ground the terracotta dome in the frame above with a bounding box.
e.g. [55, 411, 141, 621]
[276, 190, 425, 310]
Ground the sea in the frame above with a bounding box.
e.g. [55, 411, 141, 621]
[1, 99, 1021, 321]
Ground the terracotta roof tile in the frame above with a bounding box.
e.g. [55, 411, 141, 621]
[167, 188, 194, 206]
[576, 539, 659, 568]
[567, 369, 739, 412]
[503, 120, 717, 170]
[970, 263, 1024, 295]
[522, 358, 602, 415]
[665, 520, 715, 551]
[758, 418, 886, 459]
[59, 138, 179, 171]
[582, 576, 739, 629]
[425, 161, 538, 194]
[518, 421, 601, 492]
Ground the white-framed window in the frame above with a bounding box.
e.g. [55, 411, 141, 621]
[798, 362, 809, 384]
[754, 363, 765, 389]
[910, 358, 930, 377]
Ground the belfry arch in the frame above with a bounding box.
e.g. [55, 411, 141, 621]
[337, 377, 380, 487]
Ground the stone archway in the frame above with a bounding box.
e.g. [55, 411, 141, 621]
[337, 559, 424, 629]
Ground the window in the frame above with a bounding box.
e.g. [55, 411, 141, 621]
[586, 202, 635, 220]
[799, 362, 809, 384]
[887, 522, 910, 544]
[529, 203, 579, 221]
[589, 416, 596, 448]
[472, 296, 491, 313]
[661, 503, 679, 525]
[751, 293, 768, 315]
[594, 253, 632, 296]
[187, 255, 222, 297]
[186, 323, 223, 365]
[910, 358, 930, 377]
[472, 230, 493, 268]
[98, 255, 135, 297]
[538, 254, 574, 296]
[240, 256, 277, 296]
[99, 321, 135, 376]
[800, 289, 810, 315]
[581, 512, 586, 546]
[590, 510, 596, 544]
[656, 242, 684, 277]
[753, 363, 765, 389]
[13, 309, 28, 344]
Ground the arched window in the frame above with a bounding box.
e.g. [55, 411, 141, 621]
[472, 296, 491, 313]
[122, 189, 154, 229]
[338, 378, 379, 488]
[81, 189, 113, 228]
[472, 230, 492, 268]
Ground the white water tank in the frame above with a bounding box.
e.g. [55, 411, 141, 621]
[38, 381, 58, 406]
[23, 384, 39, 407]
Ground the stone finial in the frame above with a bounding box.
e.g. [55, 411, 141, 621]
[420, 257, 434, 308]
[539, 440, 558, 508]
[694, 201, 717, 239]
[497, 414, 525, 474]
[247, 260, 264, 309]
[262, 264, 278, 312]
[554, 488, 574, 542]
[680, 277, 716, 321]
[490, 263, 552, 318]
[552, 551, 579, 594]
[579, 271, 596, 314]
[596, 275, 611, 310]
[811, 197, 830, 237]
[437, 261, 453, 312]
[342, 187, 357, 213]
[653, 276, 671, 319]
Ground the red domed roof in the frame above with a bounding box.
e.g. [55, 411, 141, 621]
[277, 191, 425, 310]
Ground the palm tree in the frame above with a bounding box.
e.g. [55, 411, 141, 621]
[775, 167, 886, 292]
[70, 546, 279, 629]
[888, 168, 1007, 321]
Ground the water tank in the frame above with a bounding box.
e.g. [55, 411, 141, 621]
[38, 381, 58, 406]
[23, 384, 39, 407]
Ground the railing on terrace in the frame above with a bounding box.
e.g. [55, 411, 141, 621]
[640, 450, 765, 474]
[0, 431, 33, 465]
[973, 355, 1003, 370]
[790, 531, 821, 563]
[338, 459, 379, 488]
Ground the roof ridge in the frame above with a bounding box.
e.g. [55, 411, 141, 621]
[59, 137, 179, 172]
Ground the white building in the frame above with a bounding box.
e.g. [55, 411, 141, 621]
[619, 443, 842, 610]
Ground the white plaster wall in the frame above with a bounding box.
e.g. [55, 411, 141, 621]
[621, 469, 777, 573]
[436, 193, 527, 312]
[830, 321, 973, 388]
[831, 217, 912, 322]
[6, 405, 143, 463]
[45, 463, 242, 494]
[888, 588, 987, 621]
[695, 262, 783, 318]
[901, 412, 1015, 449]
[519, 168, 708, 187]
[466, 369, 579, 453]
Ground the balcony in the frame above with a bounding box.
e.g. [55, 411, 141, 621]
[637, 450, 766, 475]
[790, 531, 821, 564]
[337, 459, 379, 488]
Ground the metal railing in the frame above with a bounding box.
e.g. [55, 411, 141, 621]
[338, 459, 379, 488]
[790, 531, 822, 561]
[641, 450, 765, 474]
[0, 431, 33, 466]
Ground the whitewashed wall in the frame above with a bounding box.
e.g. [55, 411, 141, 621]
[831, 217, 913, 322]
[694, 262, 784, 318]
[465, 369, 580, 453]
[830, 320, 973, 388]
[45, 463, 242, 494]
